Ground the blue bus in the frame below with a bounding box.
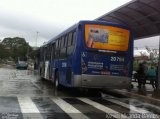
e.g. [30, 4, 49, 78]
[38, 20, 133, 89]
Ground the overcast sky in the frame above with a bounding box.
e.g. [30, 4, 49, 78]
[0, 0, 159, 49]
[0, 0, 133, 46]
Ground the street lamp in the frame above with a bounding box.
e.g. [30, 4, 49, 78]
[35, 32, 39, 47]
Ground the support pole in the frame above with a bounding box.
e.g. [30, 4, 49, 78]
[158, 36, 160, 90]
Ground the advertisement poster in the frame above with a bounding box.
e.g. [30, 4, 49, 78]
[85, 24, 130, 51]
[81, 52, 129, 76]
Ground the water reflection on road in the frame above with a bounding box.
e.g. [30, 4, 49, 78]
[0, 66, 160, 119]
[0, 67, 100, 98]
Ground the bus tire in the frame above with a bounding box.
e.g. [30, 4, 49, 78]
[88, 88, 101, 97]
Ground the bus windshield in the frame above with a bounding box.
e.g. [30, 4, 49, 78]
[85, 24, 130, 51]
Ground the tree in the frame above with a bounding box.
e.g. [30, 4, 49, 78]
[1, 37, 32, 60]
[2, 37, 27, 49]
[0, 43, 6, 59]
[145, 46, 159, 63]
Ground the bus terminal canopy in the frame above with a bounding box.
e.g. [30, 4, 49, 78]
[96, 0, 160, 40]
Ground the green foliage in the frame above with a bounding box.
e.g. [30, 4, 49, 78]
[0, 37, 32, 60]
[0, 43, 6, 58]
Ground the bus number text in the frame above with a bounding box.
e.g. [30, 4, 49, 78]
[110, 57, 124, 62]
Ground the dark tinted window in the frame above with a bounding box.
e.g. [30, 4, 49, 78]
[67, 46, 74, 56]
[72, 31, 76, 45]
[51, 43, 56, 59]
[55, 30, 76, 58]
[55, 39, 60, 58]
[68, 33, 72, 46]
[40, 48, 43, 61]
[56, 39, 59, 49]
[64, 35, 68, 47]
[46, 45, 51, 60]
[60, 37, 65, 48]
[60, 48, 66, 59]
[67, 31, 76, 56]
[59, 38, 61, 48]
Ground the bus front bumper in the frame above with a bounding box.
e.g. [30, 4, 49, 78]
[73, 74, 131, 89]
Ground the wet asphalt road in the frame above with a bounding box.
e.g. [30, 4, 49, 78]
[0, 65, 160, 119]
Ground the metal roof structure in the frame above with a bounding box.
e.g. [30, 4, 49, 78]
[96, 0, 160, 40]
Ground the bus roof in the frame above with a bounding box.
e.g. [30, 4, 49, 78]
[41, 20, 130, 47]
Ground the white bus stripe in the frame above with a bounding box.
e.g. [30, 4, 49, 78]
[18, 97, 43, 119]
[78, 98, 128, 119]
[51, 97, 89, 119]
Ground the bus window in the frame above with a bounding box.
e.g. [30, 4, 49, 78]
[60, 48, 67, 59]
[48, 46, 50, 60]
[68, 32, 72, 46]
[46, 46, 50, 60]
[60, 36, 67, 59]
[51, 43, 56, 59]
[61, 37, 65, 48]
[40, 48, 43, 61]
[43, 47, 46, 60]
[58, 39, 61, 49]
[49, 45, 52, 60]
[63, 36, 66, 48]
[67, 32, 75, 55]
[55, 39, 60, 58]
[64, 35, 68, 47]
[55, 50, 59, 59]
[72, 31, 76, 45]
[42, 47, 44, 61]
[56, 39, 59, 49]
